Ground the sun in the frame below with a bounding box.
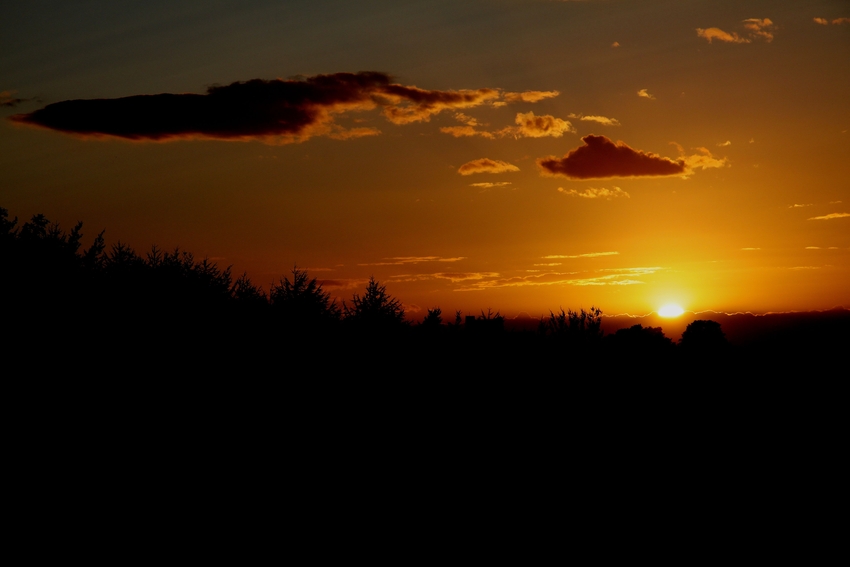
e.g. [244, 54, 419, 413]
[658, 304, 684, 318]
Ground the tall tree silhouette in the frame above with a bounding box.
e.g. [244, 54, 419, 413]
[343, 276, 406, 331]
[270, 266, 340, 330]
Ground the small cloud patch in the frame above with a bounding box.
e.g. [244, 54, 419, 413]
[697, 18, 775, 44]
[808, 212, 850, 220]
[558, 186, 630, 199]
[458, 158, 520, 175]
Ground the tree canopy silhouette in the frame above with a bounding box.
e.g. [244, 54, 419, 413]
[270, 265, 340, 330]
[343, 276, 406, 331]
[679, 319, 728, 354]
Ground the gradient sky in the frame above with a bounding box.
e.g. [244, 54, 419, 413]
[2, 0, 848, 319]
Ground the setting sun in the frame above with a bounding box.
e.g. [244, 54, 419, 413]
[658, 304, 685, 318]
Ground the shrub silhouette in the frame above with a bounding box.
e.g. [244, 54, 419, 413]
[540, 306, 603, 342]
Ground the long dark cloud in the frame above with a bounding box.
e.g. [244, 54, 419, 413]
[537, 135, 686, 179]
[10, 72, 510, 143]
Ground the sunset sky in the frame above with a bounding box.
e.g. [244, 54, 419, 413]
[2, 0, 849, 319]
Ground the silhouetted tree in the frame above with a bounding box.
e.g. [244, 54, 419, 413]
[270, 265, 340, 330]
[680, 320, 728, 353]
[465, 308, 504, 334]
[607, 324, 675, 355]
[231, 271, 267, 304]
[343, 276, 406, 331]
[421, 307, 443, 327]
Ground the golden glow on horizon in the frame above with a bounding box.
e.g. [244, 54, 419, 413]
[658, 304, 685, 318]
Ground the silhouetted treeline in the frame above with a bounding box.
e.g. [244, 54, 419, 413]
[3, 207, 846, 374]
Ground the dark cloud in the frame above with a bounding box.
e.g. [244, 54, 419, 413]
[537, 135, 685, 179]
[1, 90, 31, 108]
[9, 72, 501, 143]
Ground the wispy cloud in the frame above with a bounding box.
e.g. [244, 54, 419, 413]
[359, 256, 466, 266]
[598, 267, 662, 276]
[697, 18, 775, 43]
[538, 135, 686, 179]
[568, 113, 621, 126]
[611, 41, 620, 48]
[741, 247, 761, 251]
[470, 182, 512, 188]
[458, 158, 520, 175]
[439, 125, 495, 139]
[502, 91, 560, 103]
[557, 186, 630, 199]
[681, 147, 729, 171]
[1, 90, 32, 108]
[697, 28, 747, 43]
[808, 212, 850, 220]
[789, 203, 813, 208]
[453, 112, 479, 126]
[511, 112, 574, 138]
[442, 111, 574, 139]
[742, 18, 775, 41]
[388, 271, 499, 284]
[717, 140, 732, 147]
[543, 251, 619, 259]
[449, 265, 661, 291]
[637, 89, 655, 100]
[814, 17, 850, 25]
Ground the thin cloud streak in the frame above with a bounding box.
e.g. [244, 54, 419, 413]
[470, 182, 512, 188]
[451, 266, 659, 291]
[808, 212, 850, 220]
[557, 186, 630, 199]
[568, 113, 621, 126]
[543, 251, 619, 259]
[502, 91, 560, 103]
[458, 158, 520, 175]
[1, 90, 32, 107]
[359, 256, 466, 266]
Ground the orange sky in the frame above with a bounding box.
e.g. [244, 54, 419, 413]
[2, 0, 848, 319]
